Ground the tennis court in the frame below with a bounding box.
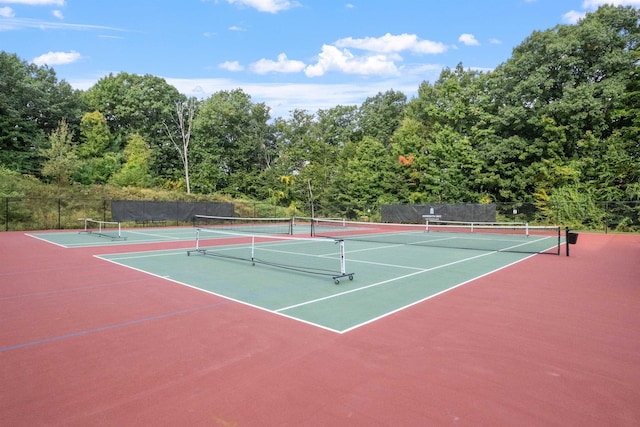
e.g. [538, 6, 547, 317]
[97, 223, 562, 332]
[3, 218, 639, 426]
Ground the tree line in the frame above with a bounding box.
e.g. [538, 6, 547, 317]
[1, 5, 638, 225]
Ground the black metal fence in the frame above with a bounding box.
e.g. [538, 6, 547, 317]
[2, 197, 638, 233]
[1, 198, 292, 231]
[493, 201, 640, 233]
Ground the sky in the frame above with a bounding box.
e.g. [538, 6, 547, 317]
[1, 0, 639, 119]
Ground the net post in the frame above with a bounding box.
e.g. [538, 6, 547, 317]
[565, 226, 569, 257]
[525, 222, 529, 238]
[117, 221, 122, 239]
[425, 220, 429, 232]
[195, 228, 201, 251]
[338, 239, 346, 275]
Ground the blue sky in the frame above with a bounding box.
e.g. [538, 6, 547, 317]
[1, 0, 639, 119]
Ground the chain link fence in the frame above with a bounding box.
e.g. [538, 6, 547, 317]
[1, 198, 293, 231]
[2, 197, 638, 233]
[494, 201, 640, 232]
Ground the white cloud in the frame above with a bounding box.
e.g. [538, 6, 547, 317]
[0, 6, 15, 17]
[229, 25, 246, 31]
[458, 33, 480, 46]
[219, 60, 244, 71]
[164, 77, 420, 117]
[0, 18, 126, 32]
[304, 45, 399, 78]
[250, 53, 305, 74]
[0, 0, 64, 5]
[582, 0, 640, 9]
[562, 10, 585, 24]
[52, 9, 63, 19]
[226, 0, 298, 13]
[32, 50, 80, 66]
[335, 33, 448, 55]
[489, 38, 502, 45]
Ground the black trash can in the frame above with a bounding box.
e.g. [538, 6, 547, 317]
[567, 232, 578, 245]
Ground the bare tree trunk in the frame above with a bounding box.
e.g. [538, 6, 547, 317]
[165, 98, 197, 193]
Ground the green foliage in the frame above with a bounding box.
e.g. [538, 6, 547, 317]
[110, 133, 153, 187]
[40, 119, 77, 188]
[73, 153, 121, 185]
[536, 185, 606, 229]
[0, 52, 84, 175]
[79, 111, 112, 158]
[82, 72, 185, 181]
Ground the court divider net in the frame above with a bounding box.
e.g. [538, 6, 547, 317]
[78, 218, 126, 240]
[186, 227, 354, 284]
[192, 215, 293, 235]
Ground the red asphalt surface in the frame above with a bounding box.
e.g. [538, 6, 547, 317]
[1, 231, 639, 426]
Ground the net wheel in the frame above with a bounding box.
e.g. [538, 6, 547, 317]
[334, 279, 340, 285]
[349, 275, 354, 281]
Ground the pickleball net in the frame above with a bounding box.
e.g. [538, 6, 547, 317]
[310, 218, 562, 255]
[192, 215, 293, 235]
[186, 227, 354, 283]
[78, 218, 126, 240]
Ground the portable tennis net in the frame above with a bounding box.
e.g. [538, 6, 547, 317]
[78, 218, 126, 240]
[192, 215, 293, 235]
[187, 227, 354, 284]
[311, 218, 563, 255]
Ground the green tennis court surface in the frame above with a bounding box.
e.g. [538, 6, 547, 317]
[27, 228, 197, 247]
[27, 225, 305, 248]
[98, 235, 558, 333]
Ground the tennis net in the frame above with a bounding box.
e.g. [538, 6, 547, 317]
[192, 215, 293, 235]
[78, 218, 126, 240]
[187, 228, 354, 284]
[311, 218, 562, 255]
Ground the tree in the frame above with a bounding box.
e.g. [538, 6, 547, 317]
[83, 72, 184, 181]
[191, 89, 272, 195]
[339, 136, 395, 218]
[40, 120, 77, 188]
[357, 90, 407, 146]
[110, 133, 153, 187]
[164, 98, 197, 193]
[72, 111, 119, 185]
[0, 51, 84, 175]
[79, 111, 112, 158]
[473, 5, 640, 202]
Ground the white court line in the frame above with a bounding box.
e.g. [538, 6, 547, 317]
[94, 254, 344, 334]
[340, 253, 539, 333]
[25, 233, 70, 248]
[274, 237, 554, 315]
[275, 250, 499, 313]
[124, 230, 186, 240]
